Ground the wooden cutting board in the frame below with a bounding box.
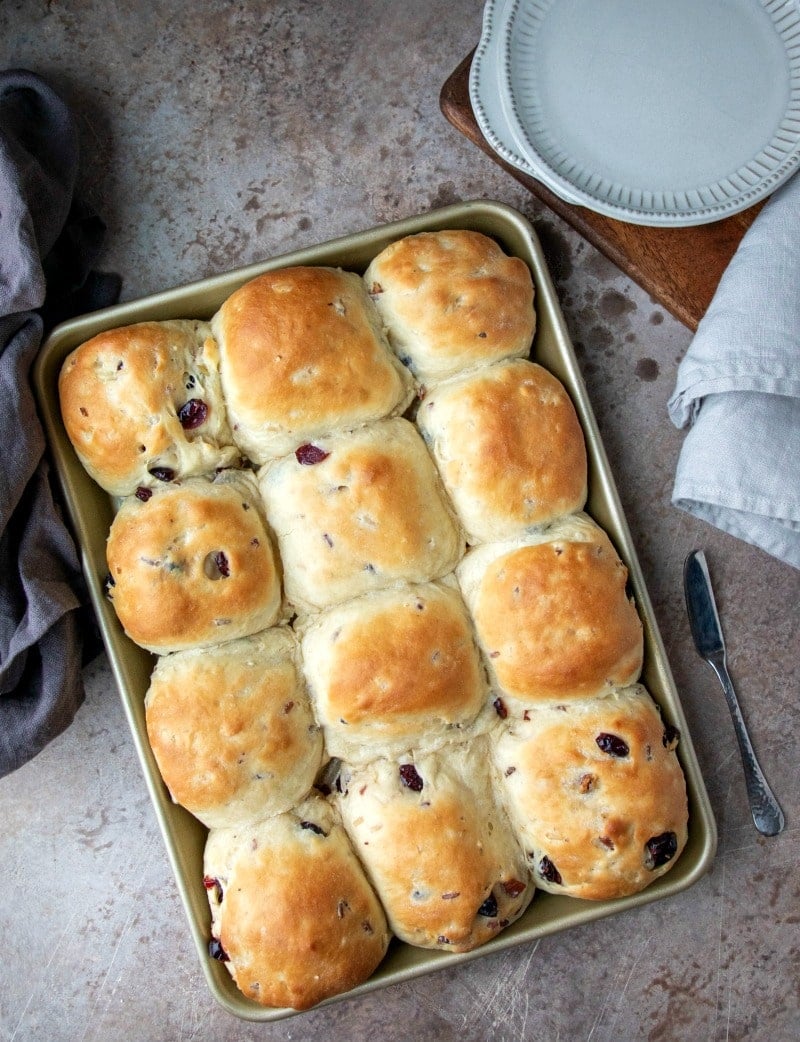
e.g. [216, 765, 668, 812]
[440, 52, 764, 331]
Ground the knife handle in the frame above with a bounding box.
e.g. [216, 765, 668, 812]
[708, 655, 786, 836]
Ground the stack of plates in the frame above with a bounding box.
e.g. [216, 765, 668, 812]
[470, 0, 800, 226]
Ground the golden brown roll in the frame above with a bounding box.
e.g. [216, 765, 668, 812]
[211, 265, 413, 462]
[259, 417, 463, 611]
[363, 229, 536, 385]
[336, 738, 534, 952]
[493, 685, 688, 900]
[457, 514, 643, 709]
[298, 580, 490, 762]
[144, 629, 323, 829]
[203, 796, 390, 1011]
[105, 471, 282, 654]
[58, 320, 240, 496]
[417, 358, 587, 542]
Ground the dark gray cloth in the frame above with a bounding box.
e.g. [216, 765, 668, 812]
[0, 70, 119, 776]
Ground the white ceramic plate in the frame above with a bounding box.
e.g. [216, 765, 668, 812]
[486, 0, 800, 225]
[469, 0, 545, 181]
[471, 0, 589, 199]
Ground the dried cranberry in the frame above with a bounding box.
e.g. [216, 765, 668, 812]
[178, 398, 208, 429]
[134, 486, 153, 502]
[538, 855, 562, 885]
[662, 723, 681, 749]
[596, 732, 630, 757]
[148, 466, 175, 482]
[492, 697, 508, 719]
[208, 937, 229, 962]
[501, 879, 526, 898]
[300, 820, 326, 836]
[477, 892, 498, 917]
[644, 831, 678, 870]
[204, 551, 230, 580]
[399, 763, 423, 792]
[295, 443, 329, 465]
[203, 875, 223, 902]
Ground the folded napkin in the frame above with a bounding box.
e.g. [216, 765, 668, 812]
[0, 70, 119, 777]
[668, 171, 800, 569]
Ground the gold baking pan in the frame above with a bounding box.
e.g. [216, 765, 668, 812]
[33, 201, 717, 1021]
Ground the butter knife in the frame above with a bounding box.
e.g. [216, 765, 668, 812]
[683, 549, 785, 836]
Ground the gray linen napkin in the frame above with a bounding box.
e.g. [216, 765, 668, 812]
[667, 171, 800, 568]
[0, 70, 119, 777]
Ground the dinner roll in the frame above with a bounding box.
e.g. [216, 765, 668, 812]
[417, 359, 587, 543]
[144, 628, 323, 829]
[298, 580, 490, 762]
[203, 796, 390, 1010]
[457, 514, 643, 709]
[336, 738, 533, 952]
[363, 229, 535, 385]
[259, 417, 463, 612]
[58, 320, 240, 497]
[211, 265, 413, 462]
[493, 685, 688, 900]
[105, 471, 282, 654]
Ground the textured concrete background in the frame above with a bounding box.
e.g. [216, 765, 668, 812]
[1, 2, 798, 1040]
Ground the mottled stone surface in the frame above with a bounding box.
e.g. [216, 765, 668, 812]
[1, 3, 798, 1041]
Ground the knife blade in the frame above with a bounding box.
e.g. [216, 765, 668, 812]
[683, 549, 785, 836]
[684, 549, 726, 660]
